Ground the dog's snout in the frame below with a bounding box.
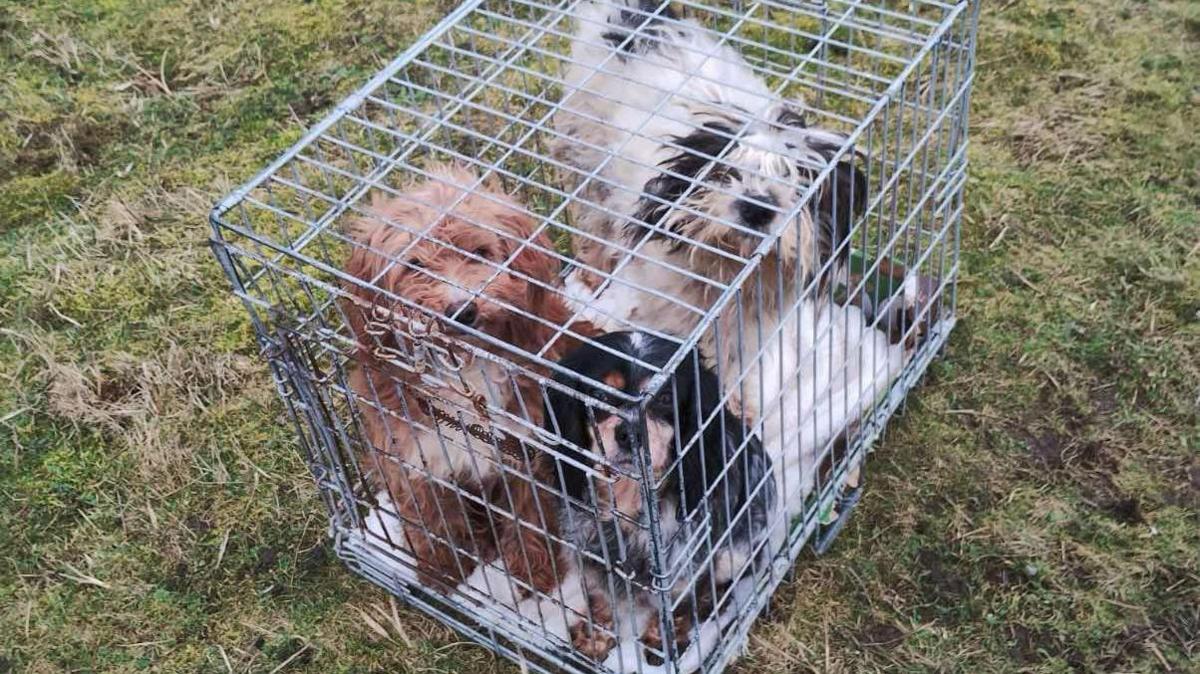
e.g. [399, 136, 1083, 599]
[615, 421, 636, 452]
[735, 192, 779, 231]
[445, 301, 477, 326]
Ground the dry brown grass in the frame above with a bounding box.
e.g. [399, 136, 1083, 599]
[43, 342, 258, 484]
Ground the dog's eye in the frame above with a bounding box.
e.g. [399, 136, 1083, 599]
[648, 398, 675, 419]
[472, 247, 492, 261]
[407, 258, 426, 270]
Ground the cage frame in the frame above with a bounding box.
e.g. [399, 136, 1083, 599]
[210, 0, 980, 672]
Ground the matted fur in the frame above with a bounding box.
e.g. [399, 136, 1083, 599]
[342, 164, 586, 594]
[551, 0, 869, 400]
[551, 0, 929, 566]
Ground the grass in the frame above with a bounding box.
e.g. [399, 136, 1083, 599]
[1, 0, 1197, 672]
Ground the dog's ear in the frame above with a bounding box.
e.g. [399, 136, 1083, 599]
[342, 215, 389, 349]
[700, 413, 773, 581]
[341, 201, 419, 353]
[344, 196, 423, 284]
[343, 214, 386, 282]
[503, 221, 583, 357]
[673, 351, 763, 543]
[508, 220, 561, 286]
[713, 411, 759, 532]
[818, 161, 868, 262]
[544, 381, 591, 498]
[722, 420, 774, 575]
[674, 352, 726, 521]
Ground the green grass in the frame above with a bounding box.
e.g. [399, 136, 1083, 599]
[1, 0, 1198, 672]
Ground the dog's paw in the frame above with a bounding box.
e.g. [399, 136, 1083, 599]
[571, 621, 616, 661]
[870, 272, 939, 350]
[899, 272, 940, 350]
[640, 609, 697, 665]
[641, 617, 665, 664]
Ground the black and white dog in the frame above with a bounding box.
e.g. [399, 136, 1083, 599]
[553, 0, 933, 552]
[544, 331, 775, 662]
[552, 0, 870, 374]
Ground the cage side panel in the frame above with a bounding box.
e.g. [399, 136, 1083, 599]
[664, 0, 976, 665]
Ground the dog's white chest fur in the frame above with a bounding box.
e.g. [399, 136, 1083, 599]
[567, 242, 715, 334]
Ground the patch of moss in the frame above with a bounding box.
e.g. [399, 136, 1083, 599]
[0, 172, 80, 231]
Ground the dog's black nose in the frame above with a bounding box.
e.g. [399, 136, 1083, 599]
[446, 301, 477, 326]
[615, 421, 636, 452]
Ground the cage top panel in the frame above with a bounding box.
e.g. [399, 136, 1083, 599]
[211, 0, 971, 395]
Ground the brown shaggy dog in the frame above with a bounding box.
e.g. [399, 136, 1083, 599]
[341, 164, 589, 596]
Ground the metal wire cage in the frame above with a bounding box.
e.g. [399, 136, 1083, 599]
[209, 0, 979, 672]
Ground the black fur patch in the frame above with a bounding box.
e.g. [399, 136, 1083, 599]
[601, 0, 679, 54]
[600, 30, 630, 49]
[616, 0, 678, 26]
[787, 133, 867, 267]
[816, 161, 868, 263]
[775, 105, 807, 128]
[544, 331, 776, 587]
[807, 136, 845, 160]
[629, 122, 741, 245]
[735, 192, 778, 231]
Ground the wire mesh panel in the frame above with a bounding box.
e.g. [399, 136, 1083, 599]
[210, 0, 979, 672]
